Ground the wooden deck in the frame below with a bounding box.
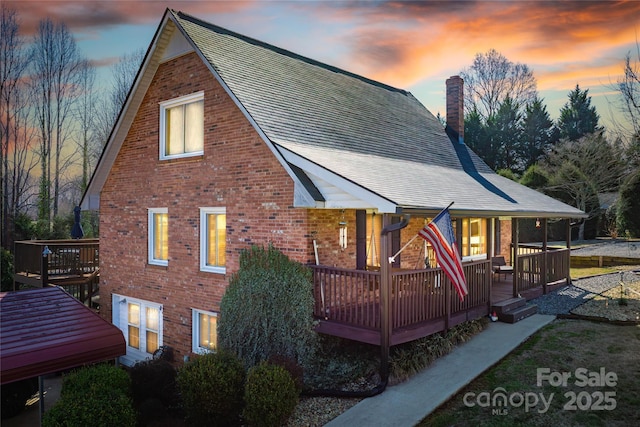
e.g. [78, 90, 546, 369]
[311, 260, 492, 346]
[13, 240, 100, 307]
[312, 248, 571, 346]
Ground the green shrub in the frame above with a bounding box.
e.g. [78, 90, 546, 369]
[129, 359, 181, 424]
[243, 362, 298, 427]
[268, 354, 304, 393]
[177, 350, 245, 426]
[218, 244, 318, 369]
[1, 248, 14, 292]
[617, 169, 640, 237]
[43, 364, 135, 427]
[390, 318, 489, 384]
[304, 335, 378, 390]
[60, 363, 130, 398]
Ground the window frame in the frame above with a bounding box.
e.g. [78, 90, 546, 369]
[191, 308, 218, 354]
[199, 207, 226, 274]
[148, 208, 168, 266]
[159, 91, 204, 160]
[112, 294, 163, 366]
[461, 217, 488, 261]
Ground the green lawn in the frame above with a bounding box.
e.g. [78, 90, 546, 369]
[570, 266, 620, 279]
[420, 319, 640, 427]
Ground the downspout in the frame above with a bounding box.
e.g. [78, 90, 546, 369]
[303, 214, 410, 398]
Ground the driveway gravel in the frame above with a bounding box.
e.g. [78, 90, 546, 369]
[531, 270, 640, 315]
[570, 239, 640, 258]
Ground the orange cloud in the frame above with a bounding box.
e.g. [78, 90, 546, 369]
[316, 0, 639, 94]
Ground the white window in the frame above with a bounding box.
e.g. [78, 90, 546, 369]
[192, 309, 218, 354]
[461, 218, 488, 261]
[112, 294, 163, 366]
[366, 213, 382, 268]
[148, 208, 168, 266]
[200, 207, 226, 274]
[159, 91, 204, 160]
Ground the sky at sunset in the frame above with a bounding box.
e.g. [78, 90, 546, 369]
[6, 0, 640, 133]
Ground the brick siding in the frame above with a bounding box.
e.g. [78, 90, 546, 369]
[99, 52, 351, 361]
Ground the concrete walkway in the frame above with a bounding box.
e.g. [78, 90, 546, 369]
[326, 314, 556, 427]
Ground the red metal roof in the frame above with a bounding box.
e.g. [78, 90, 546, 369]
[0, 287, 125, 385]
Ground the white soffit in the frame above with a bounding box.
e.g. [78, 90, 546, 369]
[278, 146, 397, 213]
[161, 29, 194, 62]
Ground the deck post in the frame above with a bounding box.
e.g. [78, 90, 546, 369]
[487, 218, 494, 310]
[41, 246, 52, 288]
[512, 218, 519, 298]
[566, 219, 571, 285]
[379, 214, 392, 381]
[542, 218, 548, 294]
[379, 214, 409, 380]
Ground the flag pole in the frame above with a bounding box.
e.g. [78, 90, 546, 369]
[388, 202, 455, 264]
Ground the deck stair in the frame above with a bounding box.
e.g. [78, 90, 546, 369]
[491, 297, 537, 324]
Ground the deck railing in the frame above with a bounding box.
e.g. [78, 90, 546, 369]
[310, 259, 491, 332]
[13, 240, 100, 304]
[515, 247, 570, 292]
[14, 239, 99, 278]
[312, 266, 381, 329]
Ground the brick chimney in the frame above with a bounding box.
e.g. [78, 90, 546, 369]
[446, 75, 464, 144]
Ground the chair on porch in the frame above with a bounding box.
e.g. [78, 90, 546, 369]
[491, 256, 513, 280]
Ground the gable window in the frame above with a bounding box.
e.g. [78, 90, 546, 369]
[192, 309, 218, 354]
[159, 91, 204, 160]
[112, 294, 163, 366]
[148, 208, 168, 266]
[200, 207, 226, 274]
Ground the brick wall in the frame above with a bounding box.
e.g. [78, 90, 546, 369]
[499, 219, 512, 263]
[99, 52, 355, 361]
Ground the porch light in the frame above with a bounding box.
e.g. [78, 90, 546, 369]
[339, 226, 348, 249]
[535, 218, 541, 229]
[339, 210, 348, 249]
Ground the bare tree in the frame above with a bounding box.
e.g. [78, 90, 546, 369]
[94, 48, 145, 148]
[460, 49, 538, 121]
[618, 41, 640, 138]
[74, 59, 98, 193]
[541, 133, 625, 240]
[30, 18, 83, 229]
[1, 5, 35, 248]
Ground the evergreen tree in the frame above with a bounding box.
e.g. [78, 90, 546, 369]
[616, 168, 640, 237]
[485, 96, 522, 171]
[557, 85, 602, 140]
[464, 108, 496, 169]
[519, 164, 549, 189]
[520, 97, 558, 171]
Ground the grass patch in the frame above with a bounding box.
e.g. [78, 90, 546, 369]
[420, 319, 640, 426]
[570, 266, 618, 279]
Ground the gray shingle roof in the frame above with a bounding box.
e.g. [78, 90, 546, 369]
[170, 10, 584, 218]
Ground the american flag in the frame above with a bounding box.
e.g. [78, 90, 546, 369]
[418, 208, 468, 301]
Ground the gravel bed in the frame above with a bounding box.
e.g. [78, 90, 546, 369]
[531, 270, 640, 315]
[570, 240, 640, 257]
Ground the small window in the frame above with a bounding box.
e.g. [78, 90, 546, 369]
[148, 208, 168, 266]
[159, 92, 204, 160]
[200, 207, 226, 274]
[192, 309, 218, 354]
